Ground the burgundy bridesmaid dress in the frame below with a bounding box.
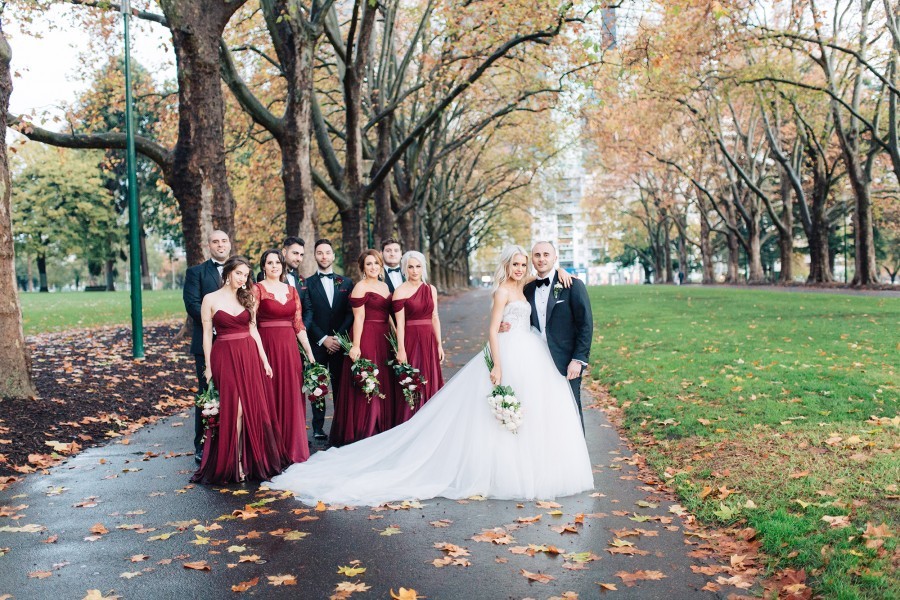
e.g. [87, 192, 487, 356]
[254, 284, 310, 465]
[191, 309, 285, 484]
[391, 284, 444, 426]
[329, 292, 396, 446]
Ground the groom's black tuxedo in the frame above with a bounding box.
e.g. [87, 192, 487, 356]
[524, 272, 593, 428]
[304, 272, 355, 437]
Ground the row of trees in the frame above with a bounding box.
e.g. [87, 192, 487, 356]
[7, 0, 604, 287]
[0, 0, 607, 397]
[584, 0, 899, 285]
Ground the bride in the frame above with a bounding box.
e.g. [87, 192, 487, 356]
[268, 246, 593, 505]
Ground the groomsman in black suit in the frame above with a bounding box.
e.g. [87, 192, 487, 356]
[183, 230, 231, 461]
[256, 236, 312, 326]
[304, 239, 354, 440]
[523, 241, 593, 430]
[381, 238, 405, 293]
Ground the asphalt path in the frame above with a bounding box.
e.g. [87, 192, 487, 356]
[0, 288, 749, 599]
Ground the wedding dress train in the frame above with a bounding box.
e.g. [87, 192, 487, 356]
[268, 301, 593, 505]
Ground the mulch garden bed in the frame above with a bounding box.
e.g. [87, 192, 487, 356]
[0, 323, 196, 479]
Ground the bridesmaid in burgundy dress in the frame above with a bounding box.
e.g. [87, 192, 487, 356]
[254, 250, 316, 465]
[192, 256, 285, 484]
[329, 250, 395, 446]
[391, 251, 445, 426]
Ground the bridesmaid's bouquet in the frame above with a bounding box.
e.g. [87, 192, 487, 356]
[335, 332, 385, 403]
[386, 332, 427, 411]
[482, 346, 523, 433]
[196, 381, 221, 441]
[302, 363, 330, 411]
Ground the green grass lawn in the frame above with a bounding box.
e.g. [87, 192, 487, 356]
[19, 289, 185, 335]
[588, 286, 898, 599]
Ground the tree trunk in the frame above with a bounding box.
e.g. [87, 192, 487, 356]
[723, 199, 741, 283]
[395, 188, 418, 249]
[159, 0, 245, 266]
[664, 223, 674, 284]
[746, 212, 764, 283]
[37, 253, 48, 292]
[373, 111, 395, 246]
[777, 174, 794, 283]
[275, 7, 319, 275]
[0, 24, 36, 398]
[105, 258, 116, 291]
[804, 159, 834, 283]
[139, 213, 152, 290]
[26, 256, 33, 292]
[340, 199, 366, 270]
[698, 198, 715, 284]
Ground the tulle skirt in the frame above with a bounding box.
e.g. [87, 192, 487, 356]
[268, 327, 593, 505]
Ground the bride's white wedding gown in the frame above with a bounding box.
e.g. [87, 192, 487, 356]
[268, 301, 593, 505]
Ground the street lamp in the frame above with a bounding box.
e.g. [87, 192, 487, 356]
[122, 0, 144, 358]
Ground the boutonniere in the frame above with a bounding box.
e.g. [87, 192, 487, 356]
[553, 282, 564, 299]
[334, 276, 344, 286]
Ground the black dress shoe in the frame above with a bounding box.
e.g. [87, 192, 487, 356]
[313, 431, 327, 441]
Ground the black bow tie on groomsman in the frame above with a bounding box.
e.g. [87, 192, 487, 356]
[536, 278, 551, 288]
[319, 272, 334, 279]
[386, 267, 401, 274]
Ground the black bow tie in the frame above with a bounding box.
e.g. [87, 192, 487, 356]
[387, 267, 401, 274]
[536, 278, 550, 288]
[213, 261, 224, 268]
[319, 272, 334, 279]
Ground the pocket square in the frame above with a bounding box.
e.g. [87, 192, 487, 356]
[555, 299, 565, 304]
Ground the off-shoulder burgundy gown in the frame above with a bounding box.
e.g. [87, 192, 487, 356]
[329, 292, 396, 446]
[391, 283, 444, 426]
[255, 283, 310, 464]
[191, 309, 284, 484]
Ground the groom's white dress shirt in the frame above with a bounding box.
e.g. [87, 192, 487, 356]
[534, 275, 552, 340]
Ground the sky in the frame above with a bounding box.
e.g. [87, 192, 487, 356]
[6, 4, 174, 129]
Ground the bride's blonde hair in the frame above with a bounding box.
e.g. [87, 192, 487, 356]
[493, 245, 529, 291]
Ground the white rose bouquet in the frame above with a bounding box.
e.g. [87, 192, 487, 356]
[482, 345, 523, 433]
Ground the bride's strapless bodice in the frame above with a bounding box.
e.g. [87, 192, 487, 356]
[502, 301, 532, 331]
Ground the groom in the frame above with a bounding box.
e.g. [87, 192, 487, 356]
[523, 241, 593, 429]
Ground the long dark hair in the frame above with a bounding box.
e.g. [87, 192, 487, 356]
[259, 249, 287, 283]
[221, 256, 255, 313]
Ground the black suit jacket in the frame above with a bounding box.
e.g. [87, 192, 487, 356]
[524, 273, 593, 376]
[304, 272, 355, 349]
[255, 270, 313, 329]
[183, 259, 223, 355]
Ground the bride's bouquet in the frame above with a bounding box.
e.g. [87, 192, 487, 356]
[386, 332, 427, 411]
[482, 345, 523, 433]
[196, 381, 220, 442]
[335, 332, 385, 403]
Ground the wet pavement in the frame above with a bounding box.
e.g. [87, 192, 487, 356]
[0, 289, 747, 599]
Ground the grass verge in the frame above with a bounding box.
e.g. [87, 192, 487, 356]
[588, 286, 898, 599]
[19, 289, 185, 335]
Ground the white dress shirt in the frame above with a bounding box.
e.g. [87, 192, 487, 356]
[318, 270, 335, 306]
[316, 270, 335, 347]
[385, 266, 403, 290]
[534, 276, 552, 340]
